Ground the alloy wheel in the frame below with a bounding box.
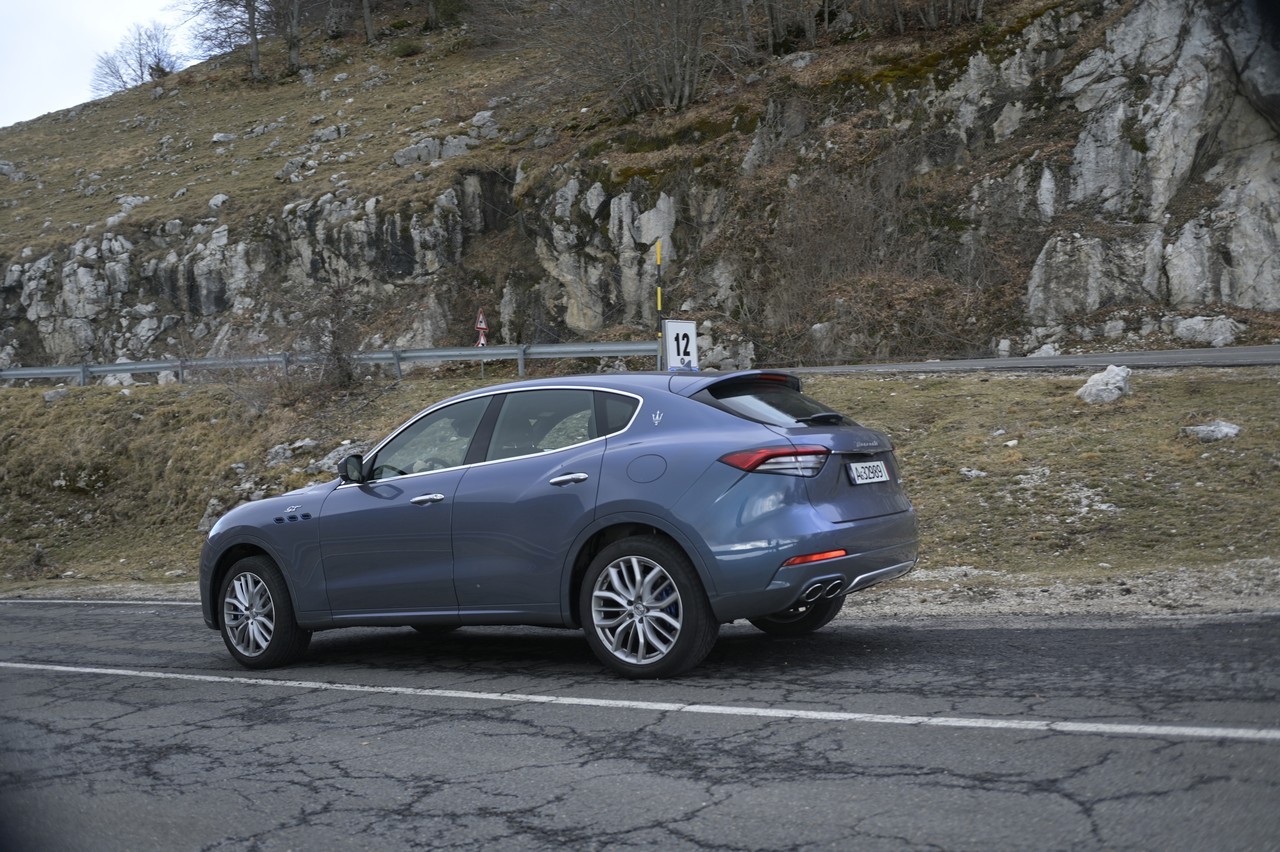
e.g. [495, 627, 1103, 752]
[590, 555, 683, 665]
[222, 571, 276, 658]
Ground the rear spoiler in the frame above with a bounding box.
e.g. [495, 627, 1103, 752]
[667, 370, 802, 397]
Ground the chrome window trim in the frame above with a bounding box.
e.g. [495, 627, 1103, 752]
[335, 386, 644, 489]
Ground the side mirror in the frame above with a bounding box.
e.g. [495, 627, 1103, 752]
[339, 454, 367, 483]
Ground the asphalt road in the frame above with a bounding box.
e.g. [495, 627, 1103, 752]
[1, 601, 1277, 851]
[792, 344, 1280, 373]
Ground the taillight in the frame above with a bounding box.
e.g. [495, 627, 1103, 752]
[782, 549, 848, 566]
[718, 445, 829, 477]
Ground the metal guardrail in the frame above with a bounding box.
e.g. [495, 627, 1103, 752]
[0, 340, 662, 385]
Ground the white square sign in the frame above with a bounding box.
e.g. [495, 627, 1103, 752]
[662, 320, 699, 372]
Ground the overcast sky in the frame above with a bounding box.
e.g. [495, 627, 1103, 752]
[0, 0, 190, 129]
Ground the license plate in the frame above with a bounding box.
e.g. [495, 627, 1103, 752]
[847, 460, 890, 485]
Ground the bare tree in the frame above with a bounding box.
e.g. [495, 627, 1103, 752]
[183, 0, 266, 80]
[283, 0, 304, 73]
[90, 22, 182, 97]
[514, 0, 715, 114]
[362, 0, 376, 42]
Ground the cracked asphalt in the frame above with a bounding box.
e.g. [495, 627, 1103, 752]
[1, 601, 1277, 851]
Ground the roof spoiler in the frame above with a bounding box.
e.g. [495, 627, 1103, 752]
[667, 369, 802, 397]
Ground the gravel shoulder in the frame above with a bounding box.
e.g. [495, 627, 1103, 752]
[845, 558, 1280, 619]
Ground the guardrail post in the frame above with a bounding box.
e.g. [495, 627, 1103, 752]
[178, 361, 186, 384]
[517, 345, 527, 377]
[79, 364, 89, 387]
[392, 350, 403, 380]
[281, 352, 290, 377]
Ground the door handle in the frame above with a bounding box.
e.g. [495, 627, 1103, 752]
[410, 493, 446, 505]
[549, 473, 590, 486]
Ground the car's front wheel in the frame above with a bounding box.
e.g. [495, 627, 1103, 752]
[580, 536, 718, 679]
[748, 594, 845, 636]
[218, 556, 311, 669]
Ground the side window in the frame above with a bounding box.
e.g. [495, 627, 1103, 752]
[597, 391, 639, 437]
[487, 390, 597, 461]
[370, 396, 489, 479]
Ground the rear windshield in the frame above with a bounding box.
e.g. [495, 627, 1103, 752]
[697, 378, 845, 428]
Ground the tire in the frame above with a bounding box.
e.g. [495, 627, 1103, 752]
[748, 594, 845, 637]
[218, 556, 311, 669]
[579, 535, 718, 679]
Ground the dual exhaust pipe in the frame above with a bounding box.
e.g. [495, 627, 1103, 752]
[800, 578, 845, 602]
[796, 560, 918, 605]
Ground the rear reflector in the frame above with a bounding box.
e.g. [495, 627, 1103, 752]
[718, 445, 830, 476]
[782, 549, 848, 567]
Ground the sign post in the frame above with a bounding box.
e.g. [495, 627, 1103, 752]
[655, 239, 663, 370]
[662, 319, 699, 372]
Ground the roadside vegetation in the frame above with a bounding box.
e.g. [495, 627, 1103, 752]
[2, 365, 1276, 596]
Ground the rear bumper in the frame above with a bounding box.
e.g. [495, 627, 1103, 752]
[707, 513, 918, 623]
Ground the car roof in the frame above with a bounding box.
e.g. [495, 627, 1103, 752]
[453, 369, 801, 399]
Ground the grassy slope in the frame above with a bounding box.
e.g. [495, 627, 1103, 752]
[2, 365, 1276, 594]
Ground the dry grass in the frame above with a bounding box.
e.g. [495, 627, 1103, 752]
[2, 365, 1276, 594]
[0, 22, 560, 256]
[806, 368, 1280, 582]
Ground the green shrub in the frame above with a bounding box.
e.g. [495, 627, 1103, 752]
[390, 39, 423, 59]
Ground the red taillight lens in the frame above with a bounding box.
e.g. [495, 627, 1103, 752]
[782, 549, 848, 567]
[718, 445, 829, 477]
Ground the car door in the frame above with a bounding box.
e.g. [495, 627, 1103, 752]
[318, 395, 491, 619]
[451, 388, 626, 618]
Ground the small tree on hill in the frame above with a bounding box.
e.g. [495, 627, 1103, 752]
[183, 0, 266, 80]
[90, 22, 183, 97]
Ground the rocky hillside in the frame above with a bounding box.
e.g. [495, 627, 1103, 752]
[2, 0, 1278, 376]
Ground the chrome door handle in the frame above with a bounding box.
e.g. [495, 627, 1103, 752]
[549, 473, 590, 486]
[410, 493, 446, 505]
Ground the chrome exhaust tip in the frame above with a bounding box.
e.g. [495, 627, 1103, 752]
[801, 583, 825, 603]
[823, 580, 844, 598]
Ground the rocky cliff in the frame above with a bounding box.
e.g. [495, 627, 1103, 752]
[1, 0, 1277, 377]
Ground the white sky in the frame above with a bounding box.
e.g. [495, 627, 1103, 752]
[0, 0, 191, 129]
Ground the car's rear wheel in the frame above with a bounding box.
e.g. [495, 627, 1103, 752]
[748, 594, 845, 636]
[580, 536, 718, 679]
[218, 556, 311, 669]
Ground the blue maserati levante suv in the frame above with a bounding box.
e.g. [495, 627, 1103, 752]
[199, 370, 918, 677]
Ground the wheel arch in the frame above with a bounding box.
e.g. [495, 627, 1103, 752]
[564, 517, 714, 628]
[205, 543, 277, 629]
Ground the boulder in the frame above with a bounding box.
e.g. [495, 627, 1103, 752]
[1173, 316, 1242, 347]
[1181, 419, 1241, 441]
[1076, 365, 1132, 404]
[393, 138, 442, 166]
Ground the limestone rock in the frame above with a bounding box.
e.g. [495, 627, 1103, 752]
[1181, 419, 1241, 441]
[1076, 365, 1132, 404]
[1173, 315, 1243, 347]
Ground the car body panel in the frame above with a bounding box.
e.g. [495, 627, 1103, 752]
[452, 440, 604, 620]
[319, 468, 464, 620]
[199, 481, 334, 629]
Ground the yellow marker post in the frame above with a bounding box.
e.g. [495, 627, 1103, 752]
[655, 239, 663, 368]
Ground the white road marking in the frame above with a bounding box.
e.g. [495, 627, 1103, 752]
[2, 660, 1277, 743]
[0, 599, 200, 606]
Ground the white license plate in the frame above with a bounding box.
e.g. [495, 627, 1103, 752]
[847, 460, 890, 485]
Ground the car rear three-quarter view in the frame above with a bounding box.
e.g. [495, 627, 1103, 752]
[199, 370, 918, 678]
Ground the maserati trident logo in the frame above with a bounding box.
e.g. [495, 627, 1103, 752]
[652, 411, 664, 426]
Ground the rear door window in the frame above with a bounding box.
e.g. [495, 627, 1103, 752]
[485, 389, 596, 461]
[484, 388, 640, 461]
